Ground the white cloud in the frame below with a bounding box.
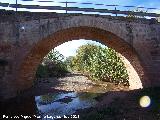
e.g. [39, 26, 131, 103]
[152, 9, 160, 14]
[1, 0, 160, 15]
[54, 39, 106, 58]
[54, 39, 87, 58]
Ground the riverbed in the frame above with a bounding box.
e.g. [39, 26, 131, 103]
[0, 73, 128, 119]
[1, 73, 159, 120]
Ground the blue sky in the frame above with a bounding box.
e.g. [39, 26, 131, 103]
[0, 0, 160, 58]
[0, 0, 160, 13]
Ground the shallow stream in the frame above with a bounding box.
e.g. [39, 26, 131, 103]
[0, 79, 121, 119]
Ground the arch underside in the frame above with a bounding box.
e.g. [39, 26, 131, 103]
[18, 26, 146, 90]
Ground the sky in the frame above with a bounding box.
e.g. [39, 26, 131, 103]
[0, 0, 160, 13]
[0, 0, 160, 58]
[54, 39, 106, 58]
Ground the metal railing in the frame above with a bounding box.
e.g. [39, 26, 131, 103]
[0, 0, 160, 17]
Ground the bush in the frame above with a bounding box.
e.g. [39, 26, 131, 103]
[36, 64, 48, 78]
[36, 50, 69, 78]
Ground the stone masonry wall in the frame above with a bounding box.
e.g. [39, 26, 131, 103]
[0, 11, 160, 100]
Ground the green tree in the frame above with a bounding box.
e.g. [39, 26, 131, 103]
[64, 56, 75, 71]
[36, 49, 69, 78]
[69, 44, 129, 86]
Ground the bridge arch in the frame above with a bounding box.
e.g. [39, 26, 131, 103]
[17, 26, 147, 91]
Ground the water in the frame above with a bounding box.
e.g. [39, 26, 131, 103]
[0, 78, 120, 119]
[0, 91, 100, 120]
[35, 92, 99, 119]
[33, 81, 118, 119]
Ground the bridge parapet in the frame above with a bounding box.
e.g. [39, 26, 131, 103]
[0, 10, 159, 24]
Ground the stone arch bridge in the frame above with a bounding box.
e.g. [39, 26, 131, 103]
[0, 11, 160, 100]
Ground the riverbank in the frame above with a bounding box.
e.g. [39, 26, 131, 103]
[36, 72, 160, 120]
[74, 87, 160, 120]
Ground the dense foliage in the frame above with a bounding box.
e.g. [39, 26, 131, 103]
[36, 50, 69, 78]
[67, 44, 129, 86]
[36, 44, 129, 86]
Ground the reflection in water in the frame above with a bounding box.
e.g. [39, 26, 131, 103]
[35, 92, 99, 119]
[0, 80, 119, 119]
[0, 92, 100, 119]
